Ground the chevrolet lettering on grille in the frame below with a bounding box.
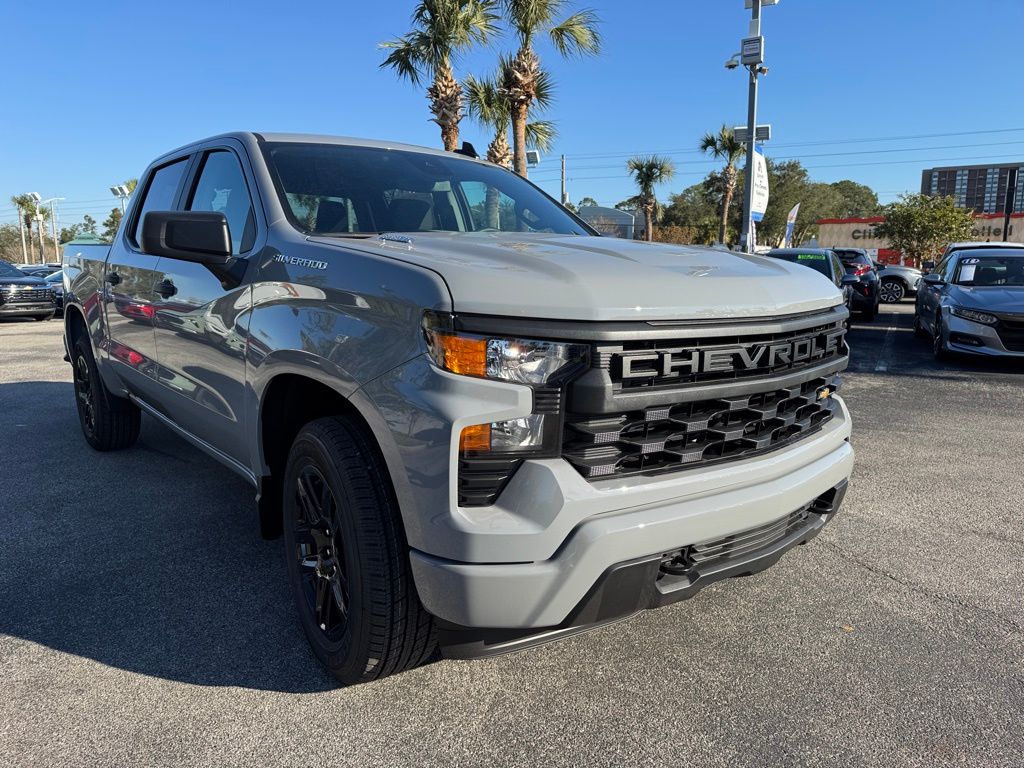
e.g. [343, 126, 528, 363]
[616, 329, 846, 380]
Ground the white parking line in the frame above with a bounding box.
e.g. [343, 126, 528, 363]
[874, 314, 900, 371]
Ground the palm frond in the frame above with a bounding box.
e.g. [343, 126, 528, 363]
[525, 119, 556, 151]
[382, 1, 500, 81]
[464, 73, 509, 129]
[504, 0, 566, 45]
[627, 155, 675, 196]
[548, 9, 601, 57]
[379, 35, 425, 83]
[531, 66, 555, 110]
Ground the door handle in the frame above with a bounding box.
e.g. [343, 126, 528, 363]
[155, 279, 177, 299]
[105, 272, 121, 286]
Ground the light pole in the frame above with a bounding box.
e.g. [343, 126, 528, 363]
[111, 184, 132, 213]
[734, 0, 777, 253]
[29, 194, 64, 262]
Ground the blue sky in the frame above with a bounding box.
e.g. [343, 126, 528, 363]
[3, 0, 1023, 229]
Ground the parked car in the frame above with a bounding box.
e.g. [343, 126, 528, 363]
[63, 132, 854, 685]
[764, 248, 860, 311]
[16, 263, 62, 278]
[874, 263, 923, 303]
[831, 248, 880, 319]
[0, 260, 55, 321]
[45, 269, 65, 315]
[914, 247, 1024, 360]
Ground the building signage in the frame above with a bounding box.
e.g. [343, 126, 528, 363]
[751, 147, 770, 223]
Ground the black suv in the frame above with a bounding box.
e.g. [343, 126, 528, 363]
[0, 260, 55, 321]
[832, 248, 880, 321]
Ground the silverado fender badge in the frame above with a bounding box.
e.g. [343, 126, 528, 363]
[274, 254, 328, 270]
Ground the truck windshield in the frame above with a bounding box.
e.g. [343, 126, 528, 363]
[262, 142, 592, 237]
[953, 254, 1024, 286]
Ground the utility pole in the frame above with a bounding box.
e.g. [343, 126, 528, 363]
[739, 1, 763, 253]
[35, 212, 46, 263]
[1002, 168, 1019, 242]
[560, 154, 568, 206]
[49, 202, 60, 261]
[16, 206, 28, 263]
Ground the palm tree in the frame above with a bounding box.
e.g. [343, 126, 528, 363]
[627, 156, 675, 242]
[381, 0, 500, 151]
[465, 68, 556, 227]
[501, 0, 600, 177]
[9, 194, 44, 262]
[699, 126, 745, 245]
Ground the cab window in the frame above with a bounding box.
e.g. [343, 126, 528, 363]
[132, 159, 189, 246]
[187, 151, 255, 254]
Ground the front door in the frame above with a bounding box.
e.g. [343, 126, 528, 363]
[151, 145, 259, 465]
[103, 157, 190, 400]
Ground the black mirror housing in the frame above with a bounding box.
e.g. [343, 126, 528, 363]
[922, 273, 944, 285]
[840, 274, 859, 286]
[141, 211, 231, 265]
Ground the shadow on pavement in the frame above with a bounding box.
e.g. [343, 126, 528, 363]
[0, 380, 350, 693]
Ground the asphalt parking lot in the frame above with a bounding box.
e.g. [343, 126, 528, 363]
[1, 304, 1022, 768]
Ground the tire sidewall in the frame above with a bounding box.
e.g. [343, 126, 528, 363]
[282, 429, 370, 681]
[72, 337, 101, 445]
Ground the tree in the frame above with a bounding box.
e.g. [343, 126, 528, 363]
[101, 208, 123, 242]
[699, 126, 745, 244]
[873, 194, 975, 268]
[381, 0, 500, 151]
[82, 214, 98, 234]
[660, 180, 725, 244]
[577, 196, 599, 209]
[627, 156, 674, 242]
[464, 68, 556, 226]
[9, 194, 44, 261]
[501, 0, 600, 177]
[830, 179, 879, 218]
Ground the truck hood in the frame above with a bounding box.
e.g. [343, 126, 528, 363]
[315, 232, 842, 322]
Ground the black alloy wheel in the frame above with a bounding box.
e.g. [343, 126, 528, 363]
[74, 352, 97, 438]
[932, 313, 950, 361]
[292, 464, 350, 641]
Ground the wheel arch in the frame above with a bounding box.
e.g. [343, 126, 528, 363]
[254, 372, 404, 541]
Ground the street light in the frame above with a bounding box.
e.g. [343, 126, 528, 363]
[730, 0, 779, 253]
[111, 184, 132, 213]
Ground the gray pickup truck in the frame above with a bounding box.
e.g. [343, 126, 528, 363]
[63, 132, 854, 684]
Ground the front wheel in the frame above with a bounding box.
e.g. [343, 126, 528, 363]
[932, 314, 951, 361]
[72, 336, 141, 451]
[879, 279, 905, 303]
[282, 416, 436, 685]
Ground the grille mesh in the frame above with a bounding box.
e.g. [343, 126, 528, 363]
[563, 375, 838, 480]
[995, 313, 1024, 352]
[0, 286, 53, 304]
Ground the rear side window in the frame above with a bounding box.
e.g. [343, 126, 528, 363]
[132, 159, 188, 246]
[187, 150, 255, 254]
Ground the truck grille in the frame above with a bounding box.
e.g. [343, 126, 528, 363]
[0, 286, 53, 304]
[995, 312, 1024, 352]
[562, 375, 839, 480]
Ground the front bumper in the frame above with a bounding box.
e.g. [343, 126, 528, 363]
[946, 312, 1024, 358]
[0, 302, 55, 317]
[408, 395, 853, 633]
[438, 479, 847, 658]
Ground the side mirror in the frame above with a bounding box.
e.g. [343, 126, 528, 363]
[922, 273, 944, 285]
[141, 211, 231, 265]
[840, 274, 859, 286]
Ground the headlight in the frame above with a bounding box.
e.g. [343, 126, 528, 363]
[951, 306, 998, 325]
[423, 313, 587, 460]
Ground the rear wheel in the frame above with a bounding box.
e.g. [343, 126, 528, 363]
[282, 416, 436, 685]
[72, 336, 141, 451]
[913, 312, 929, 339]
[879, 279, 905, 303]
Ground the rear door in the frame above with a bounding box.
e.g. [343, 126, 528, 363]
[103, 157, 191, 399]
[151, 141, 261, 464]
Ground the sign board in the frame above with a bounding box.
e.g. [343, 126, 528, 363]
[745, 0, 780, 7]
[733, 125, 771, 144]
[741, 36, 764, 66]
[750, 146, 770, 222]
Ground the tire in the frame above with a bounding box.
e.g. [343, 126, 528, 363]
[861, 302, 877, 322]
[282, 416, 436, 685]
[932, 313, 950, 361]
[71, 336, 141, 451]
[879, 279, 905, 303]
[913, 312, 929, 339]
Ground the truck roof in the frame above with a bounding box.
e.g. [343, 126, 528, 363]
[155, 131, 472, 164]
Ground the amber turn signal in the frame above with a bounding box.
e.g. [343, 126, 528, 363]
[459, 423, 491, 452]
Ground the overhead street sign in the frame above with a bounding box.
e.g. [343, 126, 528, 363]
[733, 125, 771, 144]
